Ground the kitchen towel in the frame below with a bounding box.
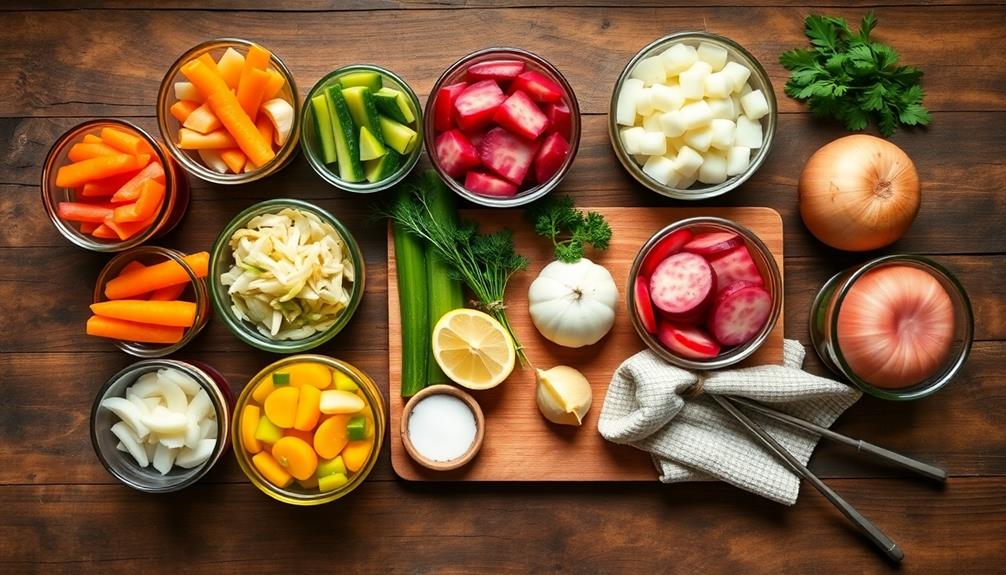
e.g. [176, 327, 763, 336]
[597, 339, 860, 505]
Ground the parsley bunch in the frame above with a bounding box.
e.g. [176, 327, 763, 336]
[780, 12, 930, 136]
[526, 195, 612, 264]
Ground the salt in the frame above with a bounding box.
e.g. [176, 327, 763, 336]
[407, 394, 477, 462]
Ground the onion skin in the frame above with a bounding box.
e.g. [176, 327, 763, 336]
[799, 135, 920, 251]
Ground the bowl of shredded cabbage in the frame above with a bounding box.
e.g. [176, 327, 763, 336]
[209, 199, 364, 352]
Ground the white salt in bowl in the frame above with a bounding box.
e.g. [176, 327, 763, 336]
[401, 385, 485, 471]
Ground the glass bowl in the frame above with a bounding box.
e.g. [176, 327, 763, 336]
[93, 246, 210, 357]
[424, 47, 581, 207]
[609, 32, 777, 200]
[810, 255, 974, 400]
[91, 358, 233, 493]
[208, 199, 365, 353]
[41, 119, 190, 252]
[156, 38, 301, 185]
[627, 217, 782, 370]
[231, 355, 385, 505]
[302, 64, 423, 193]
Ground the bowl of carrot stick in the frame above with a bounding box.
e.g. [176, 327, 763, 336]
[156, 38, 301, 184]
[88, 246, 211, 357]
[41, 119, 190, 252]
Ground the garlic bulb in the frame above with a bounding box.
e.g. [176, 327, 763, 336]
[535, 366, 592, 426]
[527, 258, 618, 348]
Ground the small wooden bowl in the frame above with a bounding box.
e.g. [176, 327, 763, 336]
[400, 385, 485, 471]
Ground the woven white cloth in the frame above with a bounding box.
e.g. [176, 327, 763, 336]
[597, 339, 860, 505]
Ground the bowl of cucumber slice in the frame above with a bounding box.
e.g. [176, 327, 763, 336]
[302, 65, 423, 193]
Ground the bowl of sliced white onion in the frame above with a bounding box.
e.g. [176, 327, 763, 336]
[609, 32, 777, 200]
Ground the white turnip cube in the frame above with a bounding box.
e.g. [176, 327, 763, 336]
[726, 146, 751, 176]
[680, 100, 713, 130]
[709, 118, 735, 151]
[630, 56, 666, 86]
[642, 155, 683, 187]
[659, 110, 687, 137]
[721, 61, 751, 93]
[661, 43, 698, 76]
[667, 136, 687, 154]
[698, 152, 728, 184]
[735, 115, 763, 148]
[642, 112, 662, 133]
[675, 145, 704, 177]
[620, 126, 646, 155]
[704, 72, 732, 99]
[650, 83, 685, 112]
[682, 125, 714, 152]
[637, 131, 667, 155]
[616, 78, 644, 126]
[677, 171, 698, 190]
[707, 97, 736, 120]
[740, 89, 770, 120]
[679, 61, 712, 100]
[697, 42, 729, 71]
[636, 87, 654, 117]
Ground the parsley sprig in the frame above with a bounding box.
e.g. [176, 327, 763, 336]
[526, 195, 612, 263]
[780, 12, 930, 136]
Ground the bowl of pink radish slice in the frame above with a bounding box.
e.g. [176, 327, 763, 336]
[424, 47, 580, 207]
[628, 217, 781, 369]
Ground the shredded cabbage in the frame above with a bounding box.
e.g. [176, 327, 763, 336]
[220, 207, 355, 341]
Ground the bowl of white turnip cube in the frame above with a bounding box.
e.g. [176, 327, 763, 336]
[609, 32, 776, 200]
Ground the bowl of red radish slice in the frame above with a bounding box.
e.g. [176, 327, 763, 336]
[628, 217, 782, 369]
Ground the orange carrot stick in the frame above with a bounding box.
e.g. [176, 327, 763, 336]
[105, 252, 209, 299]
[113, 180, 165, 223]
[80, 173, 135, 197]
[219, 149, 247, 173]
[79, 221, 99, 234]
[238, 44, 271, 95]
[238, 67, 270, 121]
[100, 127, 155, 156]
[86, 315, 184, 344]
[196, 52, 220, 73]
[118, 260, 147, 277]
[55, 154, 149, 188]
[149, 282, 187, 301]
[68, 142, 120, 162]
[90, 299, 197, 328]
[110, 162, 165, 203]
[91, 224, 118, 239]
[181, 59, 231, 100]
[102, 212, 156, 240]
[182, 103, 223, 134]
[255, 114, 275, 146]
[83, 134, 104, 144]
[170, 100, 201, 122]
[263, 68, 286, 100]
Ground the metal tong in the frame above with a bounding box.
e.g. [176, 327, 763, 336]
[711, 394, 948, 563]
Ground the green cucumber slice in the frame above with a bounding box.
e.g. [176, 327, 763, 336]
[363, 149, 400, 183]
[324, 85, 364, 182]
[359, 126, 387, 161]
[374, 87, 416, 125]
[378, 115, 418, 155]
[309, 93, 338, 164]
[338, 71, 383, 92]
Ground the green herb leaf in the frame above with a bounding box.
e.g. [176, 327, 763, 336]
[525, 195, 612, 264]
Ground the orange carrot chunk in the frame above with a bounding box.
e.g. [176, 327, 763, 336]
[238, 44, 272, 94]
[255, 114, 275, 148]
[181, 59, 231, 100]
[90, 299, 197, 328]
[105, 252, 209, 299]
[170, 100, 201, 122]
[102, 213, 156, 241]
[55, 154, 149, 188]
[263, 68, 286, 100]
[177, 127, 238, 150]
[237, 67, 271, 121]
[83, 134, 104, 144]
[57, 202, 114, 223]
[182, 103, 223, 134]
[80, 173, 135, 197]
[79, 221, 99, 234]
[100, 127, 155, 156]
[110, 162, 165, 203]
[113, 180, 165, 223]
[219, 149, 247, 173]
[149, 282, 187, 301]
[68, 142, 120, 162]
[91, 224, 118, 239]
[196, 52, 220, 73]
[86, 315, 184, 344]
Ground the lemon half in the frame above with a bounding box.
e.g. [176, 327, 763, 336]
[431, 309, 516, 390]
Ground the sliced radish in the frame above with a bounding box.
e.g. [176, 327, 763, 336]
[708, 246, 764, 287]
[634, 276, 658, 334]
[493, 90, 550, 140]
[544, 101, 572, 137]
[454, 80, 506, 131]
[682, 231, 742, 256]
[478, 127, 540, 184]
[466, 60, 526, 83]
[709, 284, 772, 346]
[658, 322, 721, 359]
[649, 252, 716, 316]
[640, 228, 694, 277]
[511, 70, 564, 103]
[435, 129, 481, 178]
[434, 82, 467, 132]
[464, 171, 519, 197]
[533, 132, 570, 184]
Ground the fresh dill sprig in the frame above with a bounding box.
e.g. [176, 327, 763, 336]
[526, 195, 612, 263]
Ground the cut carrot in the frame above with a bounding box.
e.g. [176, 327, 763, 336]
[79, 221, 99, 234]
[86, 315, 184, 344]
[113, 180, 165, 223]
[110, 162, 165, 203]
[105, 252, 209, 299]
[149, 282, 187, 301]
[219, 149, 247, 173]
[102, 212, 156, 241]
[196, 52, 220, 73]
[57, 202, 114, 223]
[83, 134, 104, 144]
[237, 67, 270, 121]
[80, 173, 135, 197]
[68, 142, 120, 162]
[118, 260, 147, 277]
[90, 299, 197, 328]
[91, 224, 118, 239]
[255, 114, 274, 147]
[238, 44, 272, 96]
[100, 127, 154, 157]
[170, 100, 201, 122]
[207, 91, 275, 167]
[263, 68, 286, 100]
[181, 59, 231, 100]
[182, 103, 223, 134]
[177, 127, 237, 150]
[217, 47, 245, 90]
[55, 154, 149, 188]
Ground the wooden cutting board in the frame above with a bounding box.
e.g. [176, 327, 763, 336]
[388, 206, 784, 481]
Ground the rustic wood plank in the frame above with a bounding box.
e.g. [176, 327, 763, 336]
[1, 478, 1003, 573]
[2, 7, 1004, 117]
[5, 113, 1005, 256]
[2, 343, 1002, 486]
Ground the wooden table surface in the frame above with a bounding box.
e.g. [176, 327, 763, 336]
[2, 1, 1004, 573]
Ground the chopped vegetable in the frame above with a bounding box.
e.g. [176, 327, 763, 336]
[57, 202, 113, 223]
[86, 315, 184, 344]
[421, 172, 464, 386]
[105, 251, 209, 299]
[110, 162, 165, 203]
[90, 300, 197, 328]
[392, 189, 429, 398]
[100, 127, 154, 156]
[55, 153, 149, 188]
[182, 103, 222, 134]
